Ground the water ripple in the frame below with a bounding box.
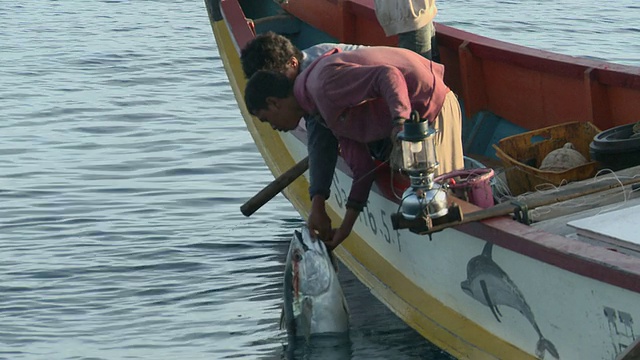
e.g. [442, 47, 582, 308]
[1, 0, 636, 359]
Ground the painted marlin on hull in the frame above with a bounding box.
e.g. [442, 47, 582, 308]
[281, 225, 349, 341]
[461, 242, 560, 359]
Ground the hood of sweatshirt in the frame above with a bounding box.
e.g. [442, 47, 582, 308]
[293, 48, 342, 116]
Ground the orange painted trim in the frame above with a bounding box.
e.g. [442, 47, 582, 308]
[281, 0, 343, 40]
[458, 41, 488, 119]
[275, 0, 640, 130]
[220, 0, 256, 51]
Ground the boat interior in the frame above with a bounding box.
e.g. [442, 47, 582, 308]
[222, 0, 640, 257]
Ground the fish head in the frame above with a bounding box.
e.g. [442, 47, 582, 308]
[460, 279, 473, 297]
[289, 227, 332, 297]
[283, 226, 350, 338]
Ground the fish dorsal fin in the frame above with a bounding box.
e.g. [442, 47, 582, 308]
[482, 242, 493, 258]
[342, 293, 350, 315]
[295, 229, 309, 251]
[279, 304, 286, 330]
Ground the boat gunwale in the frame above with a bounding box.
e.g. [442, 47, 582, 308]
[344, 0, 640, 80]
[288, 122, 640, 294]
[210, 0, 640, 298]
[435, 22, 640, 89]
[208, 1, 640, 358]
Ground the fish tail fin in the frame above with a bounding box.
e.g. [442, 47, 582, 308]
[536, 337, 559, 359]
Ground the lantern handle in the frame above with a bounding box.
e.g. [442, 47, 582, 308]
[409, 110, 420, 123]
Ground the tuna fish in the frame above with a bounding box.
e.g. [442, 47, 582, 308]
[280, 225, 350, 341]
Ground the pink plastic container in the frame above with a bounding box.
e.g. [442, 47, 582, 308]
[435, 168, 495, 208]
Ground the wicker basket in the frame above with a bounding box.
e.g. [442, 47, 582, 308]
[492, 121, 601, 195]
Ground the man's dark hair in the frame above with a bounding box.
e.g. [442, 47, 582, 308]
[240, 32, 303, 78]
[244, 70, 293, 115]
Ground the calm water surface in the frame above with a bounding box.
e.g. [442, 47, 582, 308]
[0, 1, 637, 359]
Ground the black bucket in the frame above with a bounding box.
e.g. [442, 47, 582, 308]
[589, 123, 640, 171]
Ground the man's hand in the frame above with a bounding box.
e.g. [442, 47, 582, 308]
[323, 227, 349, 251]
[308, 195, 331, 240]
[389, 122, 404, 171]
[321, 206, 359, 250]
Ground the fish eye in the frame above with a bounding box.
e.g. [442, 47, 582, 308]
[293, 252, 303, 262]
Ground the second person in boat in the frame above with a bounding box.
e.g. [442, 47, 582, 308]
[243, 38, 464, 250]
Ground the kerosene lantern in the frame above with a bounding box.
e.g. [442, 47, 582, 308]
[391, 111, 459, 233]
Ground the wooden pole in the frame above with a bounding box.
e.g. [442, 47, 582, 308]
[422, 175, 640, 234]
[240, 156, 309, 217]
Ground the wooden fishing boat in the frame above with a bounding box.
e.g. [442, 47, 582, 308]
[204, 0, 640, 358]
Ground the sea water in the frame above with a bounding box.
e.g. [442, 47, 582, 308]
[0, 0, 637, 359]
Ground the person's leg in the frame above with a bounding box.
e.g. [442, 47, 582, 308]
[432, 91, 464, 176]
[429, 22, 440, 63]
[368, 138, 393, 162]
[397, 22, 438, 61]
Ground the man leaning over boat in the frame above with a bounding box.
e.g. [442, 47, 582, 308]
[241, 33, 464, 250]
[240, 32, 367, 242]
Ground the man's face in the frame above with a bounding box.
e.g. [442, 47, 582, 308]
[253, 96, 301, 132]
